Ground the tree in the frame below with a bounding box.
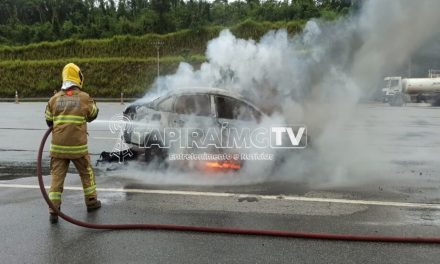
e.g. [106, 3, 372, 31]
[0, 0, 353, 45]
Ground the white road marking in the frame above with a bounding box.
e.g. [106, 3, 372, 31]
[91, 137, 119, 140]
[1, 183, 440, 209]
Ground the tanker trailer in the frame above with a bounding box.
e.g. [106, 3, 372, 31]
[382, 75, 440, 106]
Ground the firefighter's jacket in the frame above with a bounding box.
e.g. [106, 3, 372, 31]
[45, 88, 98, 159]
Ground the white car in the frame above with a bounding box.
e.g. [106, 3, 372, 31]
[123, 88, 264, 167]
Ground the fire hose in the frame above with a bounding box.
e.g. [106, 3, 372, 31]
[37, 127, 440, 243]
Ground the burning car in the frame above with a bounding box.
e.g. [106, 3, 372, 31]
[121, 88, 265, 170]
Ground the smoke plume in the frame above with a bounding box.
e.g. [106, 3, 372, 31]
[134, 0, 440, 186]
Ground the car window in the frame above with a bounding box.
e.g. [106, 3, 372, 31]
[156, 96, 174, 112]
[243, 104, 262, 122]
[215, 96, 260, 121]
[390, 79, 399, 87]
[174, 94, 211, 116]
[123, 105, 138, 120]
[215, 96, 236, 119]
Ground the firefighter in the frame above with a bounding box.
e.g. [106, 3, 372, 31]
[45, 63, 101, 224]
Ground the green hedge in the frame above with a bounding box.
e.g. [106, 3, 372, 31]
[0, 57, 204, 98]
[0, 21, 305, 61]
[0, 20, 305, 98]
[0, 29, 218, 61]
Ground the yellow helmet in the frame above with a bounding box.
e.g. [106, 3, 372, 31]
[61, 63, 84, 90]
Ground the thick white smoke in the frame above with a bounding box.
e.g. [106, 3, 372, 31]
[134, 0, 440, 186]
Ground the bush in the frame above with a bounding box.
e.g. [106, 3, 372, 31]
[0, 21, 307, 98]
[0, 22, 305, 61]
[0, 29, 219, 61]
[0, 57, 204, 98]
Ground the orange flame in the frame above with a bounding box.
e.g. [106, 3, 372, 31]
[205, 161, 241, 170]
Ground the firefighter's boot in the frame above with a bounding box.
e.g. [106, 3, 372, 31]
[49, 213, 58, 224]
[49, 205, 60, 224]
[87, 200, 101, 212]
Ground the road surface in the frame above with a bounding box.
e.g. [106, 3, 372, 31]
[1, 102, 440, 263]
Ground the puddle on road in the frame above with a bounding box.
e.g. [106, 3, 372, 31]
[403, 207, 440, 226]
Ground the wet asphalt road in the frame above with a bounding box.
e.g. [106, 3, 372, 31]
[1, 102, 440, 263]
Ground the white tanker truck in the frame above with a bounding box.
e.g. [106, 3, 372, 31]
[382, 70, 440, 106]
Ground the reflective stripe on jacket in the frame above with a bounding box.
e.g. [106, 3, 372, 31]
[45, 88, 98, 159]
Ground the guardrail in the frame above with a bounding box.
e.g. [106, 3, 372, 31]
[0, 97, 138, 103]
